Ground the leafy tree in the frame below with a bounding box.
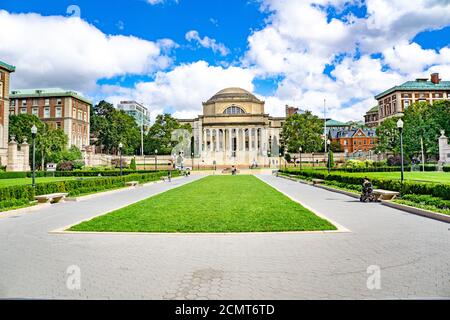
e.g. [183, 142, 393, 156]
[144, 114, 192, 155]
[330, 141, 343, 152]
[47, 146, 82, 164]
[8, 114, 68, 169]
[375, 100, 450, 160]
[90, 101, 140, 155]
[281, 111, 324, 153]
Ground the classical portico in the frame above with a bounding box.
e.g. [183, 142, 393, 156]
[179, 88, 284, 168]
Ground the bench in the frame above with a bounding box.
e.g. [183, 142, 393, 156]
[35, 193, 68, 204]
[312, 179, 325, 186]
[373, 189, 400, 201]
[126, 181, 139, 187]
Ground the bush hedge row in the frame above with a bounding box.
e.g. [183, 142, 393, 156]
[280, 169, 450, 200]
[0, 170, 162, 180]
[331, 165, 441, 173]
[0, 171, 179, 205]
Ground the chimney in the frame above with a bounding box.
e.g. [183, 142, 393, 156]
[431, 73, 440, 85]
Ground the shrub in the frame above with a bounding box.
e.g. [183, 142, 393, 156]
[0, 171, 181, 211]
[0, 198, 31, 210]
[387, 155, 410, 167]
[400, 194, 450, 210]
[130, 158, 137, 171]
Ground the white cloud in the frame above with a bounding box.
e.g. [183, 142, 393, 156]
[101, 61, 255, 119]
[0, 10, 171, 91]
[185, 30, 230, 56]
[244, 0, 450, 121]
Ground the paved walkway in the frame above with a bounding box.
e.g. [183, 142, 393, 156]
[0, 174, 449, 299]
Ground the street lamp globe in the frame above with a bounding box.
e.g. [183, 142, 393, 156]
[31, 125, 38, 135]
[397, 119, 404, 130]
[155, 149, 158, 154]
[118, 142, 123, 149]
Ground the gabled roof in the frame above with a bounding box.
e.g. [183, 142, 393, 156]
[329, 127, 377, 139]
[0, 60, 16, 72]
[375, 80, 450, 99]
[10, 88, 92, 105]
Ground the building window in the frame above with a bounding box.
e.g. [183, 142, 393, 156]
[84, 112, 87, 121]
[78, 110, 83, 120]
[56, 122, 61, 129]
[44, 107, 50, 118]
[57, 99, 62, 105]
[22, 100, 27, 107]
[20, 107, 27, 114]
[55, 107, 62, 118]
[224, 106, 245, 115]
[32, 108, 38, 116]
[10, 99, 15, 107]
[404, 100, 410, 108]
[0, 82, 3, 99]
[44, 99, 50, 106]
[33, 99, 38, 106]
[10, 110, 15, 116]
[72, 108, 76, 118]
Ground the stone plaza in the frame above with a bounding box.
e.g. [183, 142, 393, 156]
[1, 174, 449, 299]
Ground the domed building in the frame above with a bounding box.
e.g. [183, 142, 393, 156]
[179, 87, 285, 168]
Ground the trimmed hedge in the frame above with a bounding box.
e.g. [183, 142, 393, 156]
[0, 171, 180, 209]
[281, 169, 450, 200]
[331, 165, 439, 173]
[0, 170, 161, 179]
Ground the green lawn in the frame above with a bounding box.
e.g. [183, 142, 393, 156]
[70, 175, 336, 233]
[0, 176, 97, 187]
[340, 171, 450, 184]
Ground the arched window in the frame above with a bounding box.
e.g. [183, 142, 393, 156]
[224, 106, 245, 115]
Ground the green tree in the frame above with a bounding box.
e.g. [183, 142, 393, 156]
[144, 114, 192, 155]
[90, 101, 140, 155]
[327, 150, 335, 168]
[8, 114, 68, 169]
[281, 111, 324, 153]
[47, 146, 82, 164]
[375, 100, 450, 160]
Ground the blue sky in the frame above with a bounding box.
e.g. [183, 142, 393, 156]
[1, 0, 450, 120]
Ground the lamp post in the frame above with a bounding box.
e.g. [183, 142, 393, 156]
[267, 150, 271, 168]
[327, 139, 331, 174]
[31, 125, 37, 188]
[299, 147, 303, 172]
[191, 152, 194, 170]
[155, 149, 158, 171]
[118, 143, 123, 176]
[397, 119, 405, 184]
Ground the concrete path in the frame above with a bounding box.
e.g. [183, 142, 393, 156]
[0, 174, 449, 299]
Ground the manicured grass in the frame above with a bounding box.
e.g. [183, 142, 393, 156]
[70, 175, 336, 233]
[0, 176, 97, 187]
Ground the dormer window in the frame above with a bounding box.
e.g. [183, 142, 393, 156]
[224, 106, 245, 115]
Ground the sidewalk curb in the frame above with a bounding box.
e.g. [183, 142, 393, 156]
[381, 200, 450, 224]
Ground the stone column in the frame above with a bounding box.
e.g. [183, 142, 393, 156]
[228, 128, 233, 157]
[222, 128, 226, 153]
[203, 129, 206, 153]
[6, 137, 18, 172]
[439, 130, 448, 166]
[215, 129, 220, 153]
[21, 138, 30, 172]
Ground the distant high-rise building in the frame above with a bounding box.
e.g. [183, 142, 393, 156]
[117, 101, 151, 129]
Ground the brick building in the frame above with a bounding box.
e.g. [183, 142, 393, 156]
[329, 127, 378, 155]
[364, 106, 379, 128]
[0, 61, 15, 164]
[373, 73, 450, 124]
[9, 88, 91, 149]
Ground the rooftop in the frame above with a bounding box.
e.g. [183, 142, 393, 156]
[0, 60, 16, 72]
[205, 87, 262, 104]
[10, 88, 92, 105]
[375, 78, 450, 100]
